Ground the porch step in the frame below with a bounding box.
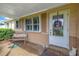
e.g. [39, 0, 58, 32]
[10, 39, 25, 41]
[13, 37, 26, 39]
[41, 45, 69, 56]
[23, 42, 45, 55]
[13, 41, 45, 55]
[47, 45, 69, 56]
[11, 31, 27, 41]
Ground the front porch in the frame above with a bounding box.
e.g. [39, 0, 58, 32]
[0, 3, 79, 56]
[0, 40, 69, 56]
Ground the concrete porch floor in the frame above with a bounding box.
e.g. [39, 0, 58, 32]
[0, 41, 44, 56]
[0, 41, 69, 56]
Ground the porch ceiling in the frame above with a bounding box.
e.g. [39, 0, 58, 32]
[0, 3, 67, 18]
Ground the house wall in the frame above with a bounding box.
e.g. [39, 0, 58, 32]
[41, 13, 48, 33]
[69, 5, 78, 49]
[46, 4, 79, 49]
[18, 18, 25, 31]
[27, 13, 48, 47]
[19, 4, 79, 52]
[13, 19, 25, 31]
[17, 18, 48, 47]
[76, 5, 79, 55]
[27, 32, 48, 47]
[18, 13, 49, 47]
[7, 21, 15, 30]
[0, 23, 7, 28]
[47, 4, 79, 55]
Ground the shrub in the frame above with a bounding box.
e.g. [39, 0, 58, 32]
[0, 28, 15, 41]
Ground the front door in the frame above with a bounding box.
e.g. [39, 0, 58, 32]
[49, 10, 69, 48]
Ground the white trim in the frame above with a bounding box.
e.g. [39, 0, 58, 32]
[67, 9, 70, 49]
[24, 19, 26, 31]
[39, 14, 41, 32]
[46, 12, 50, 47]
[32, 17, 33, 32]
[14, 20, 16, 29]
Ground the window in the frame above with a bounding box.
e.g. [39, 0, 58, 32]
[0, 23, 4, 25]
[25, 18, 32, 31]
[16, 21, 19, 28]
[25, 16, 40, 32]
[33, 17, 39, 31]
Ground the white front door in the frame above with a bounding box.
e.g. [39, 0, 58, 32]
[49, 10, 69, 48]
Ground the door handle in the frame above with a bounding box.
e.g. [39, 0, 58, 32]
[50, 30, 52, 35]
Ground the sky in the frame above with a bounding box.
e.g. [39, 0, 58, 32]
[0, 16, 11, 23]
[0, 16, 10, 22]
[0, 16, 7, 21]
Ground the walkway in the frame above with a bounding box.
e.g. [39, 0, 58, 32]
[0, 41, 44, 56]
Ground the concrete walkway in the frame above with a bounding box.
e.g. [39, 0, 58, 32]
[0, 41, 69, 56]
[0, 41, 45, 56]
[0, 41, 38, 56]
[7, 46, 38, 56]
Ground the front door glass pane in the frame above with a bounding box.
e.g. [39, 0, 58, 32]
[52, 14, 63, 36]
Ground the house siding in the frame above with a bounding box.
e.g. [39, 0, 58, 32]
[7, 21, 15, 30]
[27, 13, 48, 47]
[47, 4, 79, 55]
[18, 4, 79, 55]
[15, 18, 25, 31]
[47, 4, 79, 49]
[18, 13, 48, 47]
[27, 32, 48, 47]
[41, 13, 47, 33]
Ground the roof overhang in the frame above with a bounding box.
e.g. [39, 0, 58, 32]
[0, 3, 67, 19]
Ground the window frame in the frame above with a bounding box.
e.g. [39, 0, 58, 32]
[24, 15, 41, 32]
